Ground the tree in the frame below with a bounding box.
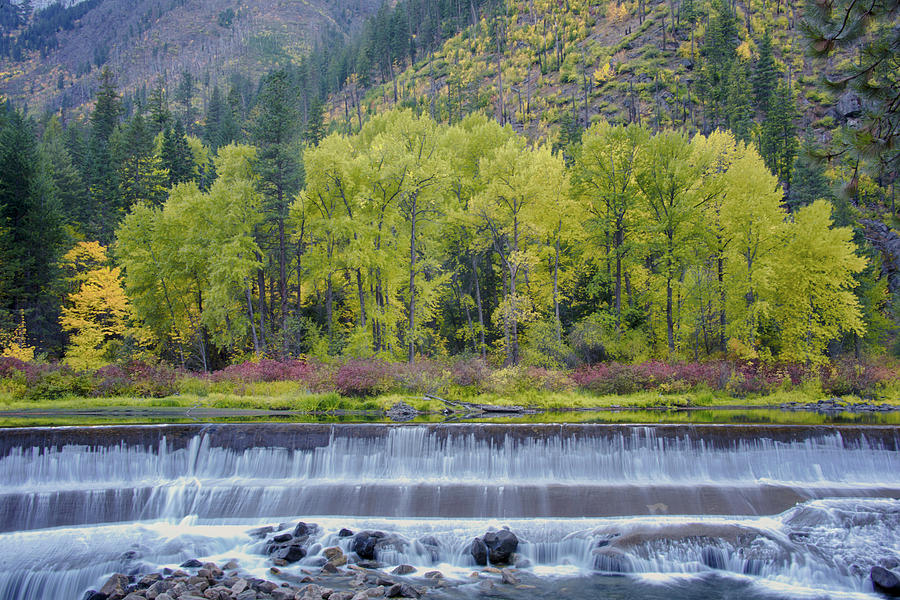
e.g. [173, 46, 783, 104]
[802, 0, 900, 173]
[772, 199, 866, 364]
[574, 122, 648, 330]
[758, 81, 798, 188]
[788, 136, 833, 211]
[147, 76, 171, 136]
[698, 0, 739, 128]
[634, 130, 710, 353]
[114, 113, 166, 208]
[752, 29, 778, 114]
[160, 121, 195, 188]
[41, 116, 90, 232]
[60, 241, 130, 370]
[251, 69, 303, 355]
[0, 106, 66, 352]
[721, 143, 787, 350]
[88, 67, 123, 243]
[117, 145, 263, 368]
[473, 139, 567, 364]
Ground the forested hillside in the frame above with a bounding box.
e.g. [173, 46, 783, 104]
[0, 0, 897, 377]
[0, 0, 380, 114]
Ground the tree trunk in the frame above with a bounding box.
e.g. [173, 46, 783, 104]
[553, 234, 561, 342]
[614, 224, 624, 331]
[278, 214, 288, 357]
[407, 194, 418, 363]
[246, 285, 260, 356]
[256, 263, 267, 352]
[357, 268, 367, 329]
[472, 253, 486, 358]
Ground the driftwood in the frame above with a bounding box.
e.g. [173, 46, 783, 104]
[424, 393, 536, 414]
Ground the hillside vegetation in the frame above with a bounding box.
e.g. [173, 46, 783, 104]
[0, 0, 897, 396]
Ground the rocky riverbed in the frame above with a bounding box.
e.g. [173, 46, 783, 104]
[79, 521, 532, 600]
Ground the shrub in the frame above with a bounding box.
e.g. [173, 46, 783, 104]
[333, 359, 394, 397]
[210, 359, 314, 383]
[450, 357, 491, 388]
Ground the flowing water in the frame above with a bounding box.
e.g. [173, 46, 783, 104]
[1, 424, 899, 599]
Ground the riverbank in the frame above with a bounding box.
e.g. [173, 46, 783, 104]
[1, 386, 898, 418]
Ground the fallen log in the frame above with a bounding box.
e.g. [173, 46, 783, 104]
[424, 393, 536, 414]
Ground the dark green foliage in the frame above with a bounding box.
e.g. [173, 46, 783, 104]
[217, 8, 235, 28]
[0, 105, 66, 350]
[788, 137, 833, 211]
[160, 121, 195, 188]
[758, 81, 798, 188]
[147, 78, 172, 136]
[752, 30, 778, 114]
[203, 86, 238, 152]
[305, 98, 324, 146]
[725, 60, 753, 142]
[40, 117, 90, 230]
[175, 70, 195, 132]
[698, 0, 740, 129]
[115, 113, 166, 207]
[88, 67, 123, 243]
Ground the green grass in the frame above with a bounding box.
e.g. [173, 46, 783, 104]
[0, 385, 890, 413]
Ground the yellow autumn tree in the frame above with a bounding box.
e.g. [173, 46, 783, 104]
[60, 241, 130, 370]
[0, 310, 35, 361]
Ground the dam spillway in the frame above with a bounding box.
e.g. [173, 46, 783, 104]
[1, 423, 899, 599]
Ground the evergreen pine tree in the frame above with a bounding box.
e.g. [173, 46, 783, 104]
[725, 60, 754, 142]
[0, 107, 66, 350]
[699, 0, 739, 128]
[147, 77, 171, 136]
[758, 81, 798, 189]
[306, 98, 324, 146]
[788, 136, 833, 211]
[251, 69, 303, 353]
[160, 121, 195, 188]
[88, 67, 123, 243]
[752, 30, 778, 114]
[115, 113, 166, 208]
[41, 116, 90, 231]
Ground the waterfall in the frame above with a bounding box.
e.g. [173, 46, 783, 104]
[0, 424, 897, 599]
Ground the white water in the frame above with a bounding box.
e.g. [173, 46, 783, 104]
[1, 425, 898, 599]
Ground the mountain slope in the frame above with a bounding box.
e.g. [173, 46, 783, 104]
[0, 0, 379, 113]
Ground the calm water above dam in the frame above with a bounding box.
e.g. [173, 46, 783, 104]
[1, 424, 899, 599]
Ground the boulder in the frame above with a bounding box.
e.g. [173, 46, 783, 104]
[836, 91, 863, 120]
[231, 579, 248, 595]
[271, 587, 297, 600]
[470, 537, 488, 566]
[353, 531, 386, 560]
[99, 574, 130, 600]
[273, 544, 306, 563]
[294, 522, 316, 537]
[338, 528, 354, 538]
[180, 559, 203, 568]
[872, 566, 900, 596]
[138, 574, 163, 588]
[273, 533, 293, 543]
[386, 583, 420, 598]
[391, 565, 415, 575]
[248, 526, 275, 539]
[500, 568, 519, 585]
[483, 530, 518, 565]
